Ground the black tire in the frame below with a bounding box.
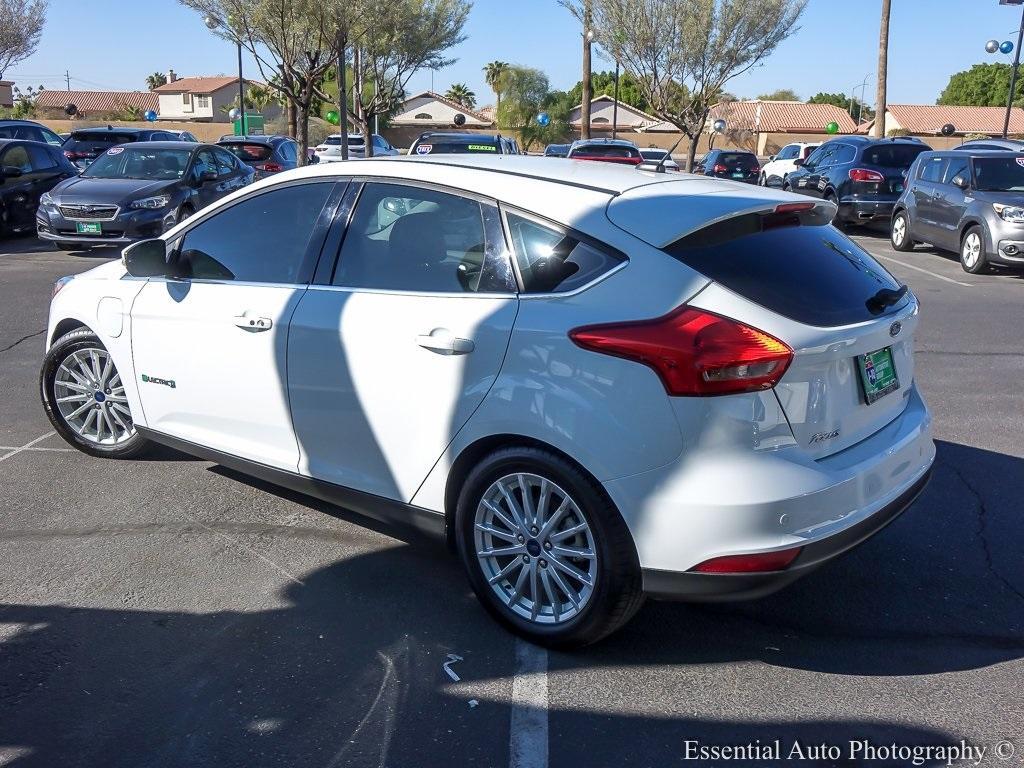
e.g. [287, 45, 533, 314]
[40, 328, 152, 459]
[960, 225, 990, 274]
[758, 172, 766, 186]
[455, 446, 644, 648]
[825, 191, 843, 227]
[890, 210, 915, 251]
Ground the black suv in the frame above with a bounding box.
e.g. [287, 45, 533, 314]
[62, 126, 184, 171]
[785, 136, 931, 225]
[0, 119, 65, 147]
[409, 132, 520, 156]
[694, 149, 760, 183]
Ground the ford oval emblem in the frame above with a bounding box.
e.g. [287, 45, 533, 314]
[889, 321, 902, 338]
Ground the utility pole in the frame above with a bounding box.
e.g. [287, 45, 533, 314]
[581, 1, 593, 140]
[872, 0, 891, 137]
[337, 27, 348, 160]
[1003, 2, 1024, 138]
[65, 70, 71, 91]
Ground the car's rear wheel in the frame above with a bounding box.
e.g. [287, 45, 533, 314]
[960, 225, 990, 274]
[456, 447, 643, 648]
[40, 329, 151, 459]
[890, 211, 915, 251]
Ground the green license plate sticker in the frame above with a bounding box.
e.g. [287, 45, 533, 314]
[857, 346, 900, 404]
[467, 144, 497, 152]
[76, 222, 102, 234]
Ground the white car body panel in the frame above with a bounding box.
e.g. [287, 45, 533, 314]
[761, 142, 821, 186]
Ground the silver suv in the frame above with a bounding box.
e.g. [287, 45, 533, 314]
[891, 150, 1024, 273]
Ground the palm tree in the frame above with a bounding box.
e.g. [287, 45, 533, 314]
[483, 61, 508, 109]
[145, 72, 167, 91]
[445, 83, 477, 110]
[872, 0, 890, 137]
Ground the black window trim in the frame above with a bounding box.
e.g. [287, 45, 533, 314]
[319, 176, 517, 298]
[498, 203, 628, 297]
[163, 178, 346, 287]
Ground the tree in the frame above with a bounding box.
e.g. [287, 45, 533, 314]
[575, 0, 807, 171]
[0, 0, 46, 81]
[445, 82, 476, 109]
[872, 0, 890, 137]
[567, 70, 649, 111]
[938, 63, 1023, 107]
[758, 88, 799, 101]
[220, 82, 278, 114]
[495, 65, 570, 151]
[483, 60, 509, 108]
[808, 90, 873, 123]
[8, 82, 42, 118]
[145, 72, 167, 91]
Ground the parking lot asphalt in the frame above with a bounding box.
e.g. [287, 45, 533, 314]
[1, 232, 1022, 768]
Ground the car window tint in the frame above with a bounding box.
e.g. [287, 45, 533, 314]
[1, 145, 31, 172]
[506, 212, 623, 294]
[41, 128, 64, 146]
[861, 144, 927, 168]
[27, 144, 58, 171]
[919, 156, 947, 183]
[945, 156, 970, 184]
[803, 146, 827, 167]
[335, 182, 502, 293]
[192, 149, 217, 178]
[177, 183, 333, 283]
[777, 145, 796, 160]
[830, 145, 857, 164]
[213, 148, 237, 175]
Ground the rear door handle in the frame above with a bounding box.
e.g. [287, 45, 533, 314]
[416, 329, 474, 355]
[233, 313, 273, 332]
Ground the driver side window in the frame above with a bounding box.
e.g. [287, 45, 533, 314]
[802, 146, 828, 169]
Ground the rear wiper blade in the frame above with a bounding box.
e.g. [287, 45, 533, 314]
[866, 284, 909, 314]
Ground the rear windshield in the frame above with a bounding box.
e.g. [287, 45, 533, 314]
[972, 156, 1024, 191]
[65, 132, 138, 151]
[665, 214, 907, 327]
[414, 139, 498, 155]
[220, 142, 273, 161]
[716, 152, 758, 168]
[572, 144, 640, 158]
[861, 144, 927, 168]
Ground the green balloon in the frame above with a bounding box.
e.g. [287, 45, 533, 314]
[326, 110, 340, 125]
[826, 121, 839, 135]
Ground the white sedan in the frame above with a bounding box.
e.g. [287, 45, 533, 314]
[40, 156, 934, 646]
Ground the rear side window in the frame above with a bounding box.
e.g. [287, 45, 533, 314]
[177, 183, 334, 283]
[919, 156, 947, 183]
[861, 144, 927, 168]
[220, 142, 273, 161]
[506, 212, 623, 293]
[665, 215, 906, 327]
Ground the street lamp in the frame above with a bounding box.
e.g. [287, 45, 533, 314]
[588, 29, 623, 141]
[987, 0, 1024, 138]
[850, 73, 872, 125]
[205, 14, 247, 136]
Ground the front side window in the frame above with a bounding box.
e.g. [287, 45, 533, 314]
[802, 146, 827, 168]
[27, 144, 58, 171]
[176, 183, 334, 283]
[0, 145, 31, 173]
[945, 157, 970, 185]
[919, 156, 947, 183]
[506, 212, 623, 294]
[776, 145, 797, 160]
[213, 148, 238, 176]
[334, 182, 510, 293]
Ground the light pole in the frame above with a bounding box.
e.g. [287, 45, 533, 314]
[583, 27, 594, 140]
[850, 73, 872, 125]
[987, 0, 1024, 137]
[205, 15, 246, 136]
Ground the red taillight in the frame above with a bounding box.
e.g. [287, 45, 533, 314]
[691, 546, 803, 574]
[849, 168, 884, 183]
[750, 165, 760, 173]
[256, 162, 284, 173]
[775, 202, 816, 214]
[712, 163, 727, 173]
[569, 306, 793, 396]
[64, 150, 88, 160]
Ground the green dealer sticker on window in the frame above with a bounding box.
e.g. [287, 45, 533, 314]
[467, 144, 497, 152]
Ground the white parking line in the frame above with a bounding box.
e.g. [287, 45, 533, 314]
[509, 639, 548, 768]
[0, 444, 75, 453]
[873, 254, 974, 287]
[0, 432, 56, 463]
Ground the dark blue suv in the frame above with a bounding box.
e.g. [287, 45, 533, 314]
[784, 136, 931, 225]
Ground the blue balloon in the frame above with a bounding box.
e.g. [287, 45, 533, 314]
[144, 110, 157, 122]
[536, 112, 550, 127]
[1002, 40, 1015, 54]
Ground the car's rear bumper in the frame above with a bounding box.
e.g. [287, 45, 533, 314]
[641, 465, 931, 600]
[837, 198, 899, 223]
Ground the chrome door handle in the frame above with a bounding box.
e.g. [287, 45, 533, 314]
[416, 330, 474, 355]
[233, 314, 273, 332]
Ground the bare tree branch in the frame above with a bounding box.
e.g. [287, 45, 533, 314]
[0, 0, 46, 81]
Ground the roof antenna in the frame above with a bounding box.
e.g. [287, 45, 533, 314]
[653, 134, 688, 174]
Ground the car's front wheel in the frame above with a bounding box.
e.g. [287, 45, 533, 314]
[960, 225, 990, 274]
[40, 329, 151, 459]
[891, 211, 915, 251]
[456, 447, 643, 647]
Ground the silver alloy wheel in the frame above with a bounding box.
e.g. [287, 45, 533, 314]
[962, 232, 982, 268]
[892, 215, 907, 246]
[54, 347, 135, 445]
[474, 473, 598, 625]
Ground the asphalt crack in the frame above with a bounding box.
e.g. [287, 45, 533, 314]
[945, 459, 1024, 605]
[0, 329, 44, 354]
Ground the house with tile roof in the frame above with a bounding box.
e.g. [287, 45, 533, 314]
[570, 95, 659, 131]
[35, 89, 158, 118]
[390, 91, 494, 127]
[867, 104, 1024, 137]
[152, 70, 274, 123]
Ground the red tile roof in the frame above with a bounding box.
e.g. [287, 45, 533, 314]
[153, 76, 242, 94]
[35, 89, 158, 114]
[886, 104, 1024, 135]
[709, 100, 858, 133]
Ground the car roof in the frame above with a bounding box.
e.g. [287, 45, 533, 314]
[919, 149, 1024, 158]
[70, 126, 148, 135]
[571, 138, 638, 148]
[0, 119, 47, 126]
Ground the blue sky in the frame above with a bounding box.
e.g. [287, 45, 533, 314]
[9, 0, 1024, 108]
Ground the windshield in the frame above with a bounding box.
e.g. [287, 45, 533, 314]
[572, 144, 640, 159]
[972, 156, 1024, 191]
[65, 133, 137, 153]
[82, 147, 191, 180]
[220, 142, 274, 161]
[640, 149, 669, 160]
[861, 144, 927, 168]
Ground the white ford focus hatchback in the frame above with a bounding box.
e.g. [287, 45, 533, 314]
[40, 156, 934, 646]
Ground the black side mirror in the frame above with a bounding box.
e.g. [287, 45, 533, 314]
[793, 158, 805, 168]
[122, 238, 169, 277]
[1, 165, 23, 179]
[199, 170, 218, 183]
[951, 175, 969, 190]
